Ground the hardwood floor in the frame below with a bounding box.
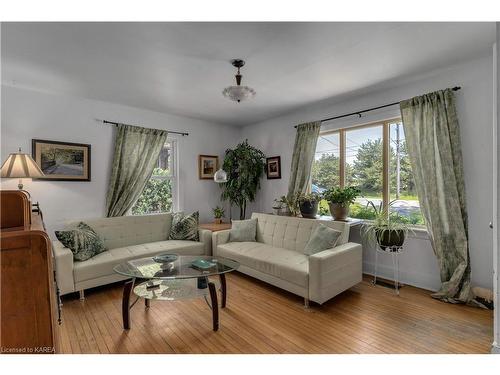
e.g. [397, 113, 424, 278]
[58, 273, 493, 354]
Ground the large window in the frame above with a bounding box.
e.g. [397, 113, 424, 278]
[313, 118, 424, 225]
[131, 139, 177, 215]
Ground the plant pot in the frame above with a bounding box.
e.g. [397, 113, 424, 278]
[299, 201, 318, 219]
[214, 218, 223, 224]
[376, 229, 406, 250]
[328, 203, 349, 221]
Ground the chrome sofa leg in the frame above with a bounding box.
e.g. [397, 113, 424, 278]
[304, 298, 310, 308]
[79, 290, 85, 301]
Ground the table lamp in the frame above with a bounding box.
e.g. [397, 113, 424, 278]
[1, 148, 44, 190]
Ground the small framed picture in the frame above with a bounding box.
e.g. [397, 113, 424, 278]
[32, 139, 91, 181]
[266, 156, 281, 179]
[199, 155, 219, 180]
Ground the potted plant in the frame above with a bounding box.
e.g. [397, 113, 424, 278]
[220, 140, 266, 220]
[212, 206, 225, 224]
[272, 198, 286, 216]
[323, 186, 360, 221]
[298, 192, 321, 219]
[361, 200, 412, 250]
[274, 195, 300, 217]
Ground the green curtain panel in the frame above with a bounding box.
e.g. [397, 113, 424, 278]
[105, 124, 168, 217]
[287, 121, 321, 198]
[400, 89, 477, 305]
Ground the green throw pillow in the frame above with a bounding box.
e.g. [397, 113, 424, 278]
[55, 222, 107, 261]
[229, 218, 257, 242]
[169, 211, 199, 241]
[303, 224, 342, 255]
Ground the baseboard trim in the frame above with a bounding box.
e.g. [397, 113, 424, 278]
[363, 261, 440, 292]
[492, 342, 500, 354]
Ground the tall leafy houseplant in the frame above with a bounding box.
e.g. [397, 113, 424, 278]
[220, 140, 266, 220]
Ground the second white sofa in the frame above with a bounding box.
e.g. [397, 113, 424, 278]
[213, 213, 362, 306]
[53, 213, 212, 297]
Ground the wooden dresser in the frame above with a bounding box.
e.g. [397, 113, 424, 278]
[0, 190, 59, 354]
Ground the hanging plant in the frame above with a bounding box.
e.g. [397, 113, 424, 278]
[220, 140, 266, 220]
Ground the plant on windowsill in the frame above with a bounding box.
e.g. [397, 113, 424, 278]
[212, 206, 225, 224]
[273, 195, 300, 217]
[323, 186, 360, 221]
[297, 192, 322, 219]
[361, 200, 413, 251]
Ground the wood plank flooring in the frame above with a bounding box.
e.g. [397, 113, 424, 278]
[58, 273, 493, 354]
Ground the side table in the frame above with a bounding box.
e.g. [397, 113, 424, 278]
[199, 223, 232, 232]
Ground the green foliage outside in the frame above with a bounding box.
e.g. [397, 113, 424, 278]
[131, 168, 172, 215]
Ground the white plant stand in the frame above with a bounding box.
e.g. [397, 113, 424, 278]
[372, 244, 404, 295]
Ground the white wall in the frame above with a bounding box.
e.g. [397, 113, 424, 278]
[241, 55, 494, 291]
[0, 85, 241, 237]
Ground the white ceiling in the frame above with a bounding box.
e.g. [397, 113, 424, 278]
[1, 22, 495, 126]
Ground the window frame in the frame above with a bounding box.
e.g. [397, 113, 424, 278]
[316, 117, 411, 216]
[130, 137, 179, 215]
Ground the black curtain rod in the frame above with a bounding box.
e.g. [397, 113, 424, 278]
[294, 86, 461, 128]
[101, 120, 189, 136]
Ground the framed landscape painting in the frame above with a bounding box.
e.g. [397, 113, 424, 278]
[198, 155, 218, 179]
[32, 139, 91, 181]
[266, 156, 281, 179]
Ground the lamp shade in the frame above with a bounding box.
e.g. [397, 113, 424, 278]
[213, 168, 228, 183]
[1, 149, 44, 178]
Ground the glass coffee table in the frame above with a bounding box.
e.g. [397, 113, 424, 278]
[113, 255, 239, 331]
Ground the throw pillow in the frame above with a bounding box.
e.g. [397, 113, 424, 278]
[303, 224, 342, 255]
[169, 211, 199, 241]
[55, 222, 107, 261]
[229, 218, 257, 242]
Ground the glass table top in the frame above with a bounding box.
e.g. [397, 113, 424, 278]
[113, 255, 239, 280]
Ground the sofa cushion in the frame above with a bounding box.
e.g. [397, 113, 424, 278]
[80, 214, 172, 250]
[229, 218, 257, 242]
[251, 213, 350, 253]
[169, 211, 199, 241]
[303, 224, 342, 255]
[55, 222, 107, 261]
[73, 240, 204, 283]
[217, 242, 308, 287]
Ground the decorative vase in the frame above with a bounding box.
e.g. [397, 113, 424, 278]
[328, 203, 349, 221]
[214, 218, 223, 224]
[299, 201, 318, 219]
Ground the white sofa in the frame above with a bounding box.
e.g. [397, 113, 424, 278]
[53, 213, 212, 297]
[213, 213, 362, 306]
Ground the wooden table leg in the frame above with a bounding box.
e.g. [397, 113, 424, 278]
[122, 278, 135, 330]
[219, 273, 227, 308]
[208, 281, 219, 331]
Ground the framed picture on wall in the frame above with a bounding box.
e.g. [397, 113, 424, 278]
[266, 156, 281, 179]
[32, 139, 91, 181]
[198, 155, 219, 179]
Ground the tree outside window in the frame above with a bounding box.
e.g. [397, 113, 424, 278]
[131, 141, 174, 215]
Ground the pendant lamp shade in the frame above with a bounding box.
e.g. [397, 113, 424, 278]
[213, 168, 228, 183]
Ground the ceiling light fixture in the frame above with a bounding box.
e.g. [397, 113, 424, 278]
[222, 59, 256, 103]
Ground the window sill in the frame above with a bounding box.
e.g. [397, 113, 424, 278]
[318, 215, 429, 239]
